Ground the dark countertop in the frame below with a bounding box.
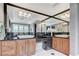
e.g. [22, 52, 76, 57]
[52, 32, 69, 39]
[53, 32, 69, 35]
[1, 37, 35, 41]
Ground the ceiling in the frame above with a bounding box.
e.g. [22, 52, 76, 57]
[44, 18, 64, 26]
[7, 3, 70, 25]
[7, 5, 47, 24]
[55, 11, 70, 21]
[12, 3, 69, 16]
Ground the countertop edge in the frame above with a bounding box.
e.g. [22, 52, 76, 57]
[0, 37, 35, 41]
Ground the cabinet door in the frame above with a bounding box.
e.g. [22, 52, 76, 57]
[52, 38, 57, 50]
[56, 38, 62, 52]
[0, 41, 1, 56]
[27, 39, 36, 56]
[16, 40, 26, 56]
[25, 40, 28, 56]
[62, 39, 69, 55]
[2, 41, 16, 56]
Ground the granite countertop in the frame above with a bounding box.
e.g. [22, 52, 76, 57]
[54, 34, 69, 39]
[54, 35, 69, 38]
[53, 32, 69, 39]
[0, 35, 35, 41]
[17, 35, 34, 39]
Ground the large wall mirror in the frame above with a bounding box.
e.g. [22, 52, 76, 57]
[5, 4, 38, 37]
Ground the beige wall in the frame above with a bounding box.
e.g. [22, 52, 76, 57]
[36, 22, 69, 33]
[0, 3, 5, 40]
[36, 23, 47, 32]
[55, 23, 69, 32]
[36, 23, 42, 32]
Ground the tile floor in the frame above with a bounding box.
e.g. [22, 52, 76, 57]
[32, 42, 66, 56]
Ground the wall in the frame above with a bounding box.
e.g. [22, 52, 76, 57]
[77, 4, 79, 55]
[36, 23, 42, 32]
[36, 22, 69, 33]
[0, 3, 5, 40]
[29, 24, 34, 33]
[36, 23, 47, 32]
[55, 23, 69, 32]
[70, 3, 79, 56]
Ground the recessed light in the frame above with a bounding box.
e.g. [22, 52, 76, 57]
[19, 11, 23, 14]
[60, 13, 69, 19]
[18, 11, 23, 16]
[64, 13, 70, 18]
[18, 11, 31, 18]
[26, 13, 31, 17]
[24, 13, 27, 16]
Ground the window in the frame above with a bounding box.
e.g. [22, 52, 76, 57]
[19, 25, 23, 32]
[24, 25, 29, 33]
[12, 24, 18, 33]
[11, 24, 29, 35]
[11, 23, 34, 35]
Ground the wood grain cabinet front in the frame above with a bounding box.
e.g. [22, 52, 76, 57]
[0, 41, 1, 56]
[16, 40, 26, 56]
[56, 38, 62, 52]
[52, 37, 69, 55]
[27, 39, 36, 56]
[52, 38, 57, 50]
[0, 38, 36, 56]
[16, 39, 36, 56]
[2, 41, 16, 56]
[62, 39, 69, 55]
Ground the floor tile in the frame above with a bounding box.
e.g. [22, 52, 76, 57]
[32, 42, 66, 56]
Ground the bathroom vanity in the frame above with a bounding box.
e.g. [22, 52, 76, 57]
[0, 37, 36, 56]
[52, 32, 69, 55]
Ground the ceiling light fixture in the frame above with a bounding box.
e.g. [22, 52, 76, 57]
[18, 11, 31, 18]
[60, 13, 69, 19]
[26, 13, 31, 17]
[18, 11, 23, 16]
[23, 13, 27, 16]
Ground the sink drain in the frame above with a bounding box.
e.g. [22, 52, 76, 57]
[51, 53, 55, 55]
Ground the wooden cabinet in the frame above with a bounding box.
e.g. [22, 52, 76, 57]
[16, 40, 26, 56]
[27, 39, 36, 56]
[2, 41, 16, 56]
[0, 41, 1, 56]
[16, 39, 36, 56]
[52, 38, 57, 50]
[52, 37, 62, 52]
[62, 39, 69, 55]
[0, 38, 36, 56]
[25, 40, 29, 55]
[52, 37, 69, 55]
[56, 38, 62, 52]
